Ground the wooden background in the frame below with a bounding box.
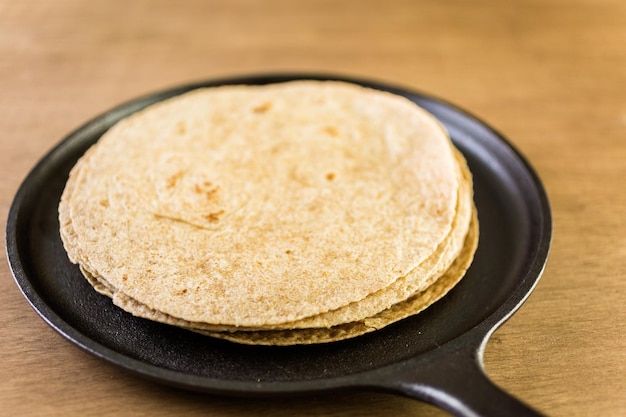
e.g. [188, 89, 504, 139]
[1, 1, 625, 416]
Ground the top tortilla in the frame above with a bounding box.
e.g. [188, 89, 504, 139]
[59, 80, 460, 327]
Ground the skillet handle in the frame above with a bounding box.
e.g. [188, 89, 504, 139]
[379, 334, 546, 417]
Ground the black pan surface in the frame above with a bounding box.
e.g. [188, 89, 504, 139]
[6, 74, 551, 417]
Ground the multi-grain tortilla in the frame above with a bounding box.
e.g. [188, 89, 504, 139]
[59, 80, 477, 343]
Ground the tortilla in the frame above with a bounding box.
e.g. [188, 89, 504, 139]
[58, 80, 481, 346]
[59, 80, 464, 329]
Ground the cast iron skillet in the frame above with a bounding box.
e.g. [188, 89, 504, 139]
[6, 74, 551, 417]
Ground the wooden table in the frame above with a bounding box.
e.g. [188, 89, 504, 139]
[1, 1, 625, 416]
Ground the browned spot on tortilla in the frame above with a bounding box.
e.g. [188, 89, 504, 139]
[324, 126, 338, 137]
[203, 210, 225, 223]
[252, 102, 272, 113]
[166, 171, 184, 189]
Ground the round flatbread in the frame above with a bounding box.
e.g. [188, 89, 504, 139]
[59, 81, 477, 345]
[59, 81, 463, 328]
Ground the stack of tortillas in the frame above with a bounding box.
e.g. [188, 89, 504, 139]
[59, 80, 479, 345]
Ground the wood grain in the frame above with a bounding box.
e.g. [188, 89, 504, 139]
[1, 0, 625, 416]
